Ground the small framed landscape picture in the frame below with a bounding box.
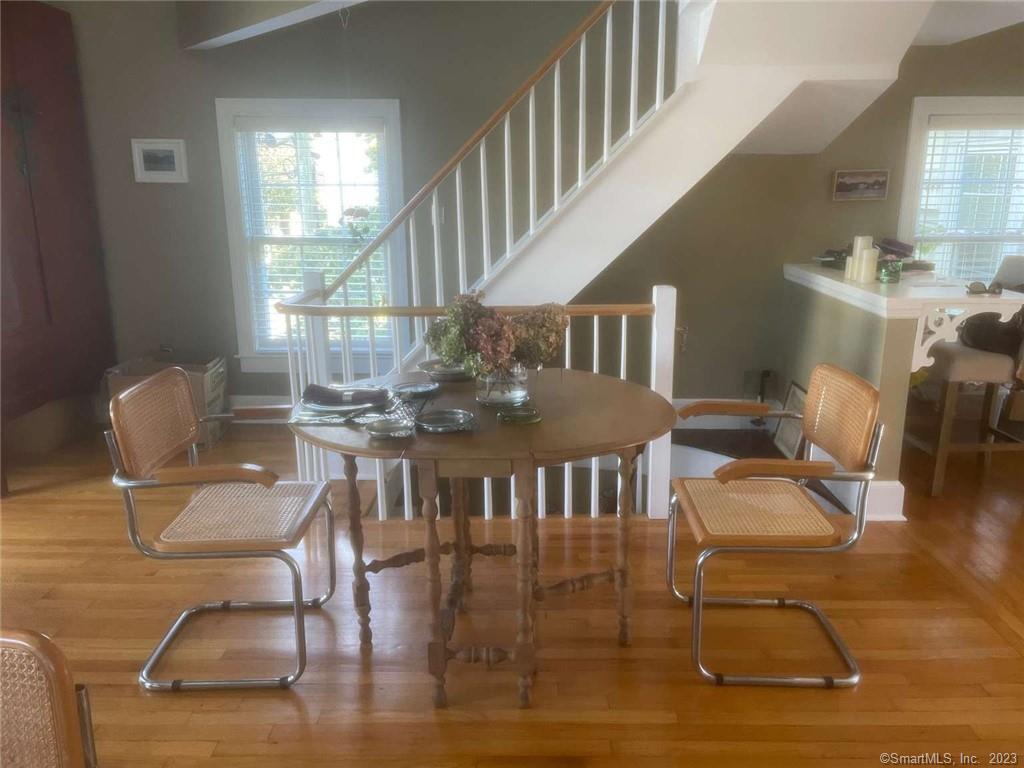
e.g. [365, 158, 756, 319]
[131, 139, 188, 183]
[832, 169, 888, 201]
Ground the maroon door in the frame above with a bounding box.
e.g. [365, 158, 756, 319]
[1, 1, 114, 424]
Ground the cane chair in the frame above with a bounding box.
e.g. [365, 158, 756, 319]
[668, 363, 883, 688]
[106, 367, 336, 691]
[1, 629, 98, 768]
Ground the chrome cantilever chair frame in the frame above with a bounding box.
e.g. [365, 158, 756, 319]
[667, 415, 884, 689]
[105, 421, 337, 692]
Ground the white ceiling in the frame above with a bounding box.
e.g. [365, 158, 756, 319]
[914, 1, 1024, 45]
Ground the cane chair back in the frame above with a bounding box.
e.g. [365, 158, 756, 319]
[109, 367, 199, 478]
[802, 364, 880, 471]
[0, 629, 95, 768]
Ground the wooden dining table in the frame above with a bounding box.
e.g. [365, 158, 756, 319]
[290, 367, 676, 707]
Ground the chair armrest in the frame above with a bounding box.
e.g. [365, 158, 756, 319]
[677, 400, 805, 420]
[714, 458, 835, 484]
[199, 413, 235, 424]
[152, 463, 279, 488]
[677, 400, 768, 419]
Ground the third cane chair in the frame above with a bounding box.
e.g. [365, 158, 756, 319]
[668, 363, 882, 687]
[0, 629, 98, 768]
[106, 367, 337, 690]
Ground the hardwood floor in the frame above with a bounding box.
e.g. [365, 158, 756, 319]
[2, 424, 1023, 766]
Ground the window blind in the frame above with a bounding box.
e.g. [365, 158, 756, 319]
[235, 127, 392, 352]
[914, 125, 1024, 281]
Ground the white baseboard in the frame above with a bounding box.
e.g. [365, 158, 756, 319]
[863, 480, 907, 522]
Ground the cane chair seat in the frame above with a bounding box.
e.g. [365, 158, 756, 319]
[154, 480, 330, 553]
[672, 478, 842, 548]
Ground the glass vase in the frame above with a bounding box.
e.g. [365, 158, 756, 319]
[475, 364, 529, 406]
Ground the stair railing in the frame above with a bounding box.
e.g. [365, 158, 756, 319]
[279, 276, 675, 521]
[278, 0, 677, 329]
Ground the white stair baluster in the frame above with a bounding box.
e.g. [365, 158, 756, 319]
[483, 476, 494, 520]
[578, 33, 587, 186]
[537, 467, 547, 519]
[603, 9, 613, 162]
[553, 59, 562, 210]
[528, 86, 537, 233]
[617, 314, 628, 501]
[504, 113, 513, 258]
[656, 0, 667, 109]
[630, 0, 640, 135]
[455, 163, 467, 293]
[402, 460, 414, 521]
[431, 190, 444, 307]
[409, 217, 423, 345]
[480, 138, 491, 277]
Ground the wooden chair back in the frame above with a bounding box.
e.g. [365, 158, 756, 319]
[0, 629, 95, 768]
[109, 366, 199, 478]
[802, 364, 880, 471]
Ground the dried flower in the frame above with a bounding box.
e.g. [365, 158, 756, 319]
[425, 293, 568, 376]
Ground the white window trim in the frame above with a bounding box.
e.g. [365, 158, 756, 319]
[897, 96, 1024, 246]
[215, 98, 404, 374]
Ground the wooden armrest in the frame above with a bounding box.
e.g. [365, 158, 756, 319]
[199, 413, 235, 423]
[677, 400, 771, 420]
[153, 463, 279, 488]
[714, 458, 835, 484]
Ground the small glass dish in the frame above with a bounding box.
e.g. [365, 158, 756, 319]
[497, 405, 541, 424]
[418, 359, 472, 382]
[391, 380, 440, 399]
[415, 409, 476, 433]
[364, 417, 415, 440]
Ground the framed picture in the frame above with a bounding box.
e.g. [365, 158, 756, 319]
[833, 169, 888, 201]
[772, 381, 807, 459]
[131, 139, 188, 183]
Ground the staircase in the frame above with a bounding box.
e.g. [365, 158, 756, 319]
[277, 0, 936, 518]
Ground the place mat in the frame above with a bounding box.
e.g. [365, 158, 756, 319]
[290, 396, 427, 427]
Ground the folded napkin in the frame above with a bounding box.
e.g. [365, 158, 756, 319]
[301, 384, 389, 407]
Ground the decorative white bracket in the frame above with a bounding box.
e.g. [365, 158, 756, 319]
[912, 304, 1020, 372]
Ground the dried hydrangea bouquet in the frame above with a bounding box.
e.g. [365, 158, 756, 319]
[425, 293, 569, 406]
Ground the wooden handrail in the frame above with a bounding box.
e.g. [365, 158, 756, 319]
[274, 302, 655, 318]
[320, 0, 616, 301]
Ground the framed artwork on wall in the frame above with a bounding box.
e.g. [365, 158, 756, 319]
[773, 381, 807, 459]
[833, 169, 889, 201]
[131, 139, 188, 183]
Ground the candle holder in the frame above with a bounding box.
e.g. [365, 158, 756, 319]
[879, 259, 903, 284]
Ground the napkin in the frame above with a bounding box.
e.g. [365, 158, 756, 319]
[301, 384, 389, 407]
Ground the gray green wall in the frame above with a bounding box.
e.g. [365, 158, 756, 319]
[62, 2, 1023, 401]
[61, 1, 595, 395]
[578, 21, 1024, 400]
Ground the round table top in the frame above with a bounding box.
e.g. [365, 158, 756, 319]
[289, 368, 676, 466]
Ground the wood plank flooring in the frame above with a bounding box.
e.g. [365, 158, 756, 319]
[2, 424, 1023, 766]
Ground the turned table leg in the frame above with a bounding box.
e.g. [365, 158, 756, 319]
[418, 461, 448, 708]
[344, 454, 372, 645]
[451, 478, 471, 608]
[616, 447, 637, 647]
[513, 460, 537, 708]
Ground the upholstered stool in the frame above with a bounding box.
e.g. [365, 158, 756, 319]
[925, 341, 1018, 496]
[923, 257, 1024, 496]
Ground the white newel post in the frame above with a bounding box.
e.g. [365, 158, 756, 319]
[647, 285, 676, 519]
[302, 270, 330, 481]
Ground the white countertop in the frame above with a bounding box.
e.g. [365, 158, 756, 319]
[783, 263, 1024, 319]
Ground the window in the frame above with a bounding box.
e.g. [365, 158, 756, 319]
[217, 99, 403, 372]
[899, 97, 1024, 282]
